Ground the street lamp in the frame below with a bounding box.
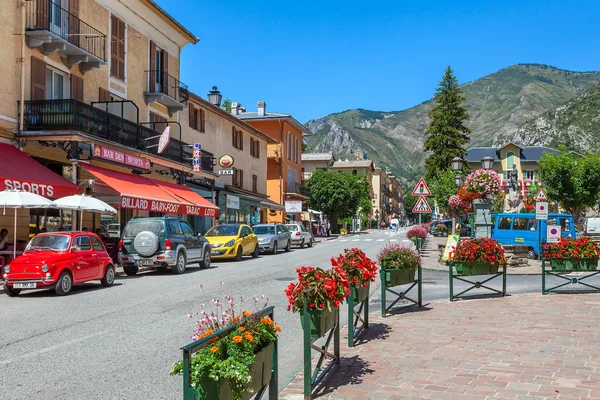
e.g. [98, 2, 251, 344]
[481, 156, 494, 170]
[455, 175, 464, 186]
[451, 157, 464, 171]
[208, 86, 223, 107]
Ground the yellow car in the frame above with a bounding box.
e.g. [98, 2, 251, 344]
[205, 224, 259, 260]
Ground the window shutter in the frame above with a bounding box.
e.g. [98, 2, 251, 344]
[111, 16, 125, 80]
[250, 138, 254, 156]
[257, 140, 260, 158]
[31, 56, 46, 101]
[232, 126, 236, 147]
[118, 19, 125, 79]
[36, 0, 49, 30]
[200, 109, 205, 133]
[99, 87, 110, 102]
[239, 130, 243, 151]
[69, 0, 80, 47]
[239, 170, 244, 189]
[189, 103, 196, 129]
[70, 74, 84, 102]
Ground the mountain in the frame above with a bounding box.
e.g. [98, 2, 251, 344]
[305, 64, 600, 184]
[498, 82, 600, 152]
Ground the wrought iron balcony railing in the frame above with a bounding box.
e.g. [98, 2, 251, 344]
[26, 0, 106, 62]
[286, 182, 308, 196]
[146, 70, 189, 104]
[22, 99, 190, 164]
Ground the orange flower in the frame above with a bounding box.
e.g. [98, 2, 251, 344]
[238, 327, 246, 332]
[208, 336, 219, 343]
[232, 335, 243, 343]
[199, 329, 214, 339]
[243, 311, 252, 318]
[210, 346, 219, 353]
[275, 325, 281, 332]
[260, 317, 273, 326]
[244, 333, 254, 342]
[232, 317, 240, 323]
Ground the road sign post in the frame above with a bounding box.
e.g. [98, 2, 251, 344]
[412, 179, 431, 225]
[536, 202, 548, 220]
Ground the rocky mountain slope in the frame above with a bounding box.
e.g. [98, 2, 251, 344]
[305, 64, 600, 183]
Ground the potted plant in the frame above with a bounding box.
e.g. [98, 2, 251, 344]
[450, 238, 507, 275]
[407, 226, 427, 248]
[170, 289, 281, 400]
[459, 169, 504, 202]
[285, 266, 349, 339]
[339, 227, 347, 236]
[377, 243, 421, 287]
[543, 237, 600, 271]
[331, 248, 378, 303]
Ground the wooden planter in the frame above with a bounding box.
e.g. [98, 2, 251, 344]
[454, 262, 500, 276]
[382, 267, 416, 287]
[352, 283, 370, 304]
[550, 258, 599, 272]
[301, 307, 338, 339]
[195, 343, 274, 400]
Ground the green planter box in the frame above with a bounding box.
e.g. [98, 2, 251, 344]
[352, 283, 370, 304]
[300, 307, 338, 339]
[382, 267, 416, 287]
[454, 262, 500, 276]
[550, 258, 599, 272]
[195, 343, 274, 400]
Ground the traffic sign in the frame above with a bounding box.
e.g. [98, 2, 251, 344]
[412, 178, 431, 197]
[547, 225, 561, 243]
[535, 189, 548, 202]
[412, 196, 432, 213]
[536, 201, 548, 220]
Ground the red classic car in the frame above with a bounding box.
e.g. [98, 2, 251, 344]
[2, 232, 115, 296]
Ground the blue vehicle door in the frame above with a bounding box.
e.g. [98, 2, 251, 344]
[510, 216, 539, 253]
[492, 215, 514, 246]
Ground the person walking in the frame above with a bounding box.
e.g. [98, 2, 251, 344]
[326, 220, 331, 237]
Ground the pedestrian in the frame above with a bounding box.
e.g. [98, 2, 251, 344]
[95, 228, 105, 240]
[326, 220, 331, 237]
[0, 228, 8, 251]
[82, 227, 88, 232]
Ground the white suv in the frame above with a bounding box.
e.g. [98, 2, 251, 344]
[285, 223, 313, 248]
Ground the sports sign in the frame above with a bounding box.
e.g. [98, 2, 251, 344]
[93, 145, 151, 171]
[535, 189, 548, 202]
[412, 196, 432, 213]
[412, 178, 431, 197]
[547, 225, 561, 243]
[535, 201, 548, 220]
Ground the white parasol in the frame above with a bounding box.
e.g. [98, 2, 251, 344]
[53, 194, 117, 230]
[0, 190, 54, 258]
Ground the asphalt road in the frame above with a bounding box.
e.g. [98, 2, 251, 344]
[2, 229, 598, 400]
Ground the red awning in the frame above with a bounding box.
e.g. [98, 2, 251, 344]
[82, 164, 219, 217]
[0, 143, 82, 198]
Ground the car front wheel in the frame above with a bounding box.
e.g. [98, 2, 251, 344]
[123, 265, 138, 276]
[285, 239, 291, 252]
[3, 284, 21, 297]
[235, 246, 243, 261]
[55, 271, 73, 296]
[252, 244, 259, 258]
[101, 265, 115, 287]
[271, 242, 278, 255]
[200, 248, 211, 269]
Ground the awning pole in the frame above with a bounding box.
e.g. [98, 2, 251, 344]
[13, 209, 17, 259]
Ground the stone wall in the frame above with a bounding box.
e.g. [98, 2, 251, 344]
[504, 245, 529, 268]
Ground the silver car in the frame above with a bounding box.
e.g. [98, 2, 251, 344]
[253, 224, 291, 254]
[285, 223, 313, 248]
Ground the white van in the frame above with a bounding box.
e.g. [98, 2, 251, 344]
[584, 217, 600, 242]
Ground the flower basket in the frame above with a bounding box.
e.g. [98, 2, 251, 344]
[549, 258, 598, 272]
[352, 283, 370, 303]
[382, 267, 416, 287]
[454, 262, 500, 276]
[300, 307, 338, 339]
[195, 343, 274, 400]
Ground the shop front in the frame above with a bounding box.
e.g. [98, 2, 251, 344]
[217, 190, 263, 226]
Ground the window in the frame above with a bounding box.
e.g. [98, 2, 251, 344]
[506, 151, 515, 170]
[524, 170, 535, 180]
[250, 138, 260, 158]
[233, 168, 243, 189]
[168, 220, 183, 235]
[181, 222, 195, 237]
[286, 132, 292, 160]
[352, 170, 357, 175]
[373, 194, 377, 199]
[189, 104, 205, 133]
[513, 218, 529, 231]
[252, 174, 258, 193]
[110, 15, 126, 80]
[241, 226, 251, 237]
[232, 127, 243, 150]
[528, 218, 538, 231]
[74, 236, 92, 251]
[91, 236, 104, 251]
[498, 217, 513, 230]
[45, 68, 65, 100]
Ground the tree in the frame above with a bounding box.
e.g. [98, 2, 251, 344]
[403, 192, 419, 220]
[538, 149, 600, 219]
[423, 66, 471, 180]
[359, 198, 373, 217]
[430, 170, 458, 215]
[221, 98, 232, 113]
[307, 170, 371, 232]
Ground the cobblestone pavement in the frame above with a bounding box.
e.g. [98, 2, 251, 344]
[280, 293, 600, 400]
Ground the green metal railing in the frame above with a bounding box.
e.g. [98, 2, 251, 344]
[542, 258, 600, 294]
[448, 262, 507, 302]
[347, 284, 369, 347]
[181, 307, 278, 400]
[302, 291, 340, 400]
[379, 258, 423, 317]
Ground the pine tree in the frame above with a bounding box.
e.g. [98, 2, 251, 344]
[423, 66, 471, 180]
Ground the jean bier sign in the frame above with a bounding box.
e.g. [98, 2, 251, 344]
[94, 145, 151, 171]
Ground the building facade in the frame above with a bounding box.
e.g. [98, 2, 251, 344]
[235, 101, 311, 223]
[301, 152, 335, 180]
[330, 159, 375, 200]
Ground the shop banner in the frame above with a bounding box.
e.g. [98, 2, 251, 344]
[226, 195, 240, 210]
[121, 196, 181, 214]
[184, 205, 219, 218]
[285, 201, 303, 213]
[94, 145, 151, 170]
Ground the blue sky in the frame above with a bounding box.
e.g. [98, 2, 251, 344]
[158, 0, 599, 123]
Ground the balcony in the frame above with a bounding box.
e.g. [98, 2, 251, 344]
[25, 0, 106, 72]
[21, 99, 191, 165]
[144, 70, 189, 115]
[285, 182, 309, 199]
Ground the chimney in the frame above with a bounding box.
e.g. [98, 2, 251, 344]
[257, 101, 266, 117]
[231, 102, 240, 116]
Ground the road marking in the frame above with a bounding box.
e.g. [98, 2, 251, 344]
[390, 239, 397, 242]
[340, 239, 348, 242]
[377, 239, 384, 242]
[365, 239, 373, 242]
[352, 239, 360, 242]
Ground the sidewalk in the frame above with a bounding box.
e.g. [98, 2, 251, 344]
[420, 236, 542, 275]
[281, 293, 600, 399]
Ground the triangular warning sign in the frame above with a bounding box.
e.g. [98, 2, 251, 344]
[535, 189, 548, 202]
[412, 196, 432, 213]
[412, 178, 431, 196]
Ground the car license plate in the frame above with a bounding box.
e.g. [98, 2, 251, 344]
[211, 251, 220, 255]
[138, 259, 153, 266]
[14, 282, 36, 289]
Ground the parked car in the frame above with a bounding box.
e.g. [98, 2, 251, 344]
[253, 224, 292, 254]
[2, 232, 115, 296]
[584, 217, 600, 242]
[285, 223, 313, 248]
[119, 217, 211, 276]
[430, 219, 471, 237]
[106, 223, 121, 238]
[205, 224, 259, 260]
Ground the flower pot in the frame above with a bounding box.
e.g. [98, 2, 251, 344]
[454, 262, 500, 276]
[382, 267, 416, 287]
[550, 258, 598, 272]
[300, 307, 338, 339]
[352, 283, 370, 304]
[195, 343, 274, 400]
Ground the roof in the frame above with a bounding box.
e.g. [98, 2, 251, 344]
[187, 92, 277, 144]
[331, 160, 375, 170]
[237, 112, 312, 136]
[302, 153, 335, 162]
[465, 145, 560, 163]
[142, 0, 198, 44]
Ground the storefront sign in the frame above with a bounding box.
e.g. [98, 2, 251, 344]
[184, 205, 219, 217]
[219, 154, 234, 168]
[3, 179, 55, 197]
[285, 201, 303, 213]
[94, 145, 151, 170]
[121, 196, 180, 214]
[226, 195, 240, 210]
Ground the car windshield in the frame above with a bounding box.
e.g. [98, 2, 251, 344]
[206, 225, 240, 237]
[285, 225, 299, 231]
[122, 220, 165, 238]
[25, 235, 71, 252]
[107, 224, 120, 230]
[253, 226, 275, 235]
